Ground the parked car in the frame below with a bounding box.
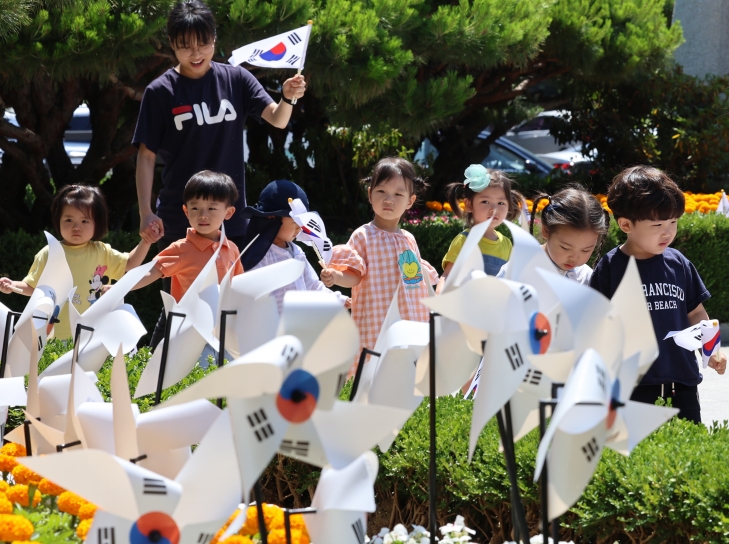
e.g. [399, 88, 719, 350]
[415, 132, 554, 178]
[0, 106, 90, 166]
[504, 110, 593, 172]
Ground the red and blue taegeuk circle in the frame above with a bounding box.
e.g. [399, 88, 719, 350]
[276, 369, 319, 423]
[260, 42, 287, 61]
[529, 312, 551, 354]
[130, 512, 179, 544]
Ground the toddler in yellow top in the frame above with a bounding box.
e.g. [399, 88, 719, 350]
[0, 185, 151, 339]
[438, 165, 522, 290]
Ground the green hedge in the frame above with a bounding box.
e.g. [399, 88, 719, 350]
[9, 342, 729, 542]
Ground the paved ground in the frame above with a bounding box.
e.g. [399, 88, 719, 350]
[698, 346, 729, 427]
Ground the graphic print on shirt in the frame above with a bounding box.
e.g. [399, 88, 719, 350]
[642, 281, 684, 311]
[172, 99, 237, 131]
[398, 249, 423, 287]
[88, 264, 115, 304]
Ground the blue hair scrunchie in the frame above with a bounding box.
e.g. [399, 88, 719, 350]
[464, 164, 491, 193]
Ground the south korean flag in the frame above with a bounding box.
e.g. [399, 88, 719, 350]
[229, 23, 312, 70]
[289, 198, 333, 265]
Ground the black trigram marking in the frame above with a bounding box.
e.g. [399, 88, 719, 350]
[352, 519, 365, 544]
[98, 527, 116, 544]
[288, 32, 302, 45]
[322, 240, 332, 252]
[281, 344, 298, 365]
[38, 336, 43, 351]
[247, 48, 264, 62]
[582, 437, 599, 462]
[143, 477, 167, 495]
[518, 284, 533, 302]
[248, 409, 275, 442]
[694, 334, 702, 342]
[286, 54, 301, 65]
[336, 372, 347, 395]
[197, 533, 214, 544]
[523, 368, 543, 386]
[505, 343, 524, 370]
[281, 439, 310, 457]
[306, 218, 322, 233]
[596, 365, 606, 392]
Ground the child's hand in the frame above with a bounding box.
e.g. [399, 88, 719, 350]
[320, 268, 337, 288]
[344, 297, 352, 310]
[708, 350, 727, 375]
[0, 278, 21, 294]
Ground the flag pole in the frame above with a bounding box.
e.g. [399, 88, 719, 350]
[290, 20, 312, 105]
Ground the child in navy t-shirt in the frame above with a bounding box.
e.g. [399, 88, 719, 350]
[590, 166, 726, 423]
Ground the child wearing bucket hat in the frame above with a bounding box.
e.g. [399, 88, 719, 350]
[239, 180, 347, 313]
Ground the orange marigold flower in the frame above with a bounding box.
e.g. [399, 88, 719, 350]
[443, 202, 453, 212]
[57, 491, 87, 516]
[431, 202, 443, 212]
[6, 485, 41, 508]
[0, 444, 26, 458]
[222, 536, 253, 544]
[240, 504, 285, 535]
[11, 541, 35, 544]
[0, 514, 34, 542]
[78, 502, 97, 520]
[38, 478, 65, 496]
[77, 518, 93, 540]
[0, 494, 12, 515]
[11, 465, 42, 486]
[0, 481, 9, 493]
[267, 528, 310, 544]
[0, 454, 19, 473]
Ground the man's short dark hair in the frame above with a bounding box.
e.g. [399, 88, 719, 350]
[183, 170, 239, 206]
[167, 0, 216, 49]
[607, 166, 685, 222]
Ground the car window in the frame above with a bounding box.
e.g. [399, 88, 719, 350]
[67, 115, 91, 131]
[512, 116, 555, 133]
[481, 143, 530, 172]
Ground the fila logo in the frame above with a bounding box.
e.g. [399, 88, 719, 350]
[172, 99, 237, 130]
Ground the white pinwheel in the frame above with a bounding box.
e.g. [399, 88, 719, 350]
[22, 408, 242, 544]
[289, 197, 333, 264]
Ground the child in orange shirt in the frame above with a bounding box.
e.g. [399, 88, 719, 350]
[134, 170, 244, 300]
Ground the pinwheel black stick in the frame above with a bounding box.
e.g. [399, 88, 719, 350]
[497, 402, 530, 543]
[254, 480, 269, 544]
[23, 419, 34, 456]
[428, 311, 439, 541]
[0, 311, 21, 379]
[216, 310, 238, 408]
[284, 508, 316, 544]
[154, 311, 186, 406]
[349, 348, 380, 401]
[539, 398, 559, 544]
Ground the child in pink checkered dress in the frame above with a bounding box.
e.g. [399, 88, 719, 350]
[321, 158, 439, 367]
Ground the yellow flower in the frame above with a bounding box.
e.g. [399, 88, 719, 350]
[0, 494, 13, 514]
[38, 478, 65, 496]
[443, 202, 453, 212]
[77, 518, 93, 540]
[211, 509, 242, 544]
[11, 465, 42, 486]
[0, 444, 26, 458]
[0, 514, 34, 542]
[0, 481, 9, 493]
[0, 454, 19, 473]
[267, 528, 310, 544]
[57, 491, 87, 516]
[78, 502, 97, 520]
[222, 536, 254, 544]
[6, 485, 41, 508]
[11, 541, 35, 544]
[240, 504, 285, 535]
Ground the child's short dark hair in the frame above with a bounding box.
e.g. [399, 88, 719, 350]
[167, 0, 216, 49]
[183, 170, 239, 206]
[445, 168, 521, 227]
[532, 184, 609, 238]
[607, 166, 685, 222]
[51, 185, 109, 241]
[363, 157, 428, 199]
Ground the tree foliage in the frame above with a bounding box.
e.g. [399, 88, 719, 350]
[0, 0, 682, 232]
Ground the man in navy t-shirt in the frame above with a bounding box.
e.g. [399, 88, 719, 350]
[590, 166, 726, 423]
[133, 0, 306, 249]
